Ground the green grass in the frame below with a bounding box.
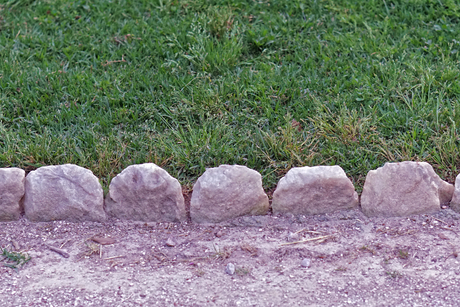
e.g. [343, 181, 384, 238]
[2, 248, 31, 270]
[1, 0, 459, 192]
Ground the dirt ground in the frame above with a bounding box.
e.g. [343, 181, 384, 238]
[1, 208, 460, 307]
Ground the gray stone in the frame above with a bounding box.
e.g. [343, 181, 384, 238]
[0, 168, 25, 221]
[272, 165, 358, 215]
[225, 263, 236, 275]
[301, 258, 311, 268]
[105, 163, 186, 222]
[24, 164, 105, 222]
[450, 174, 460, 213]
[361, 161, 454, 217]
[190, 165, 269, 224]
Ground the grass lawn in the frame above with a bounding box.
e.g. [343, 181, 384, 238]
[1, 0, 460, 192]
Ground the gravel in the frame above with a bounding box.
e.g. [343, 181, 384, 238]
[2, 208, 460, 306]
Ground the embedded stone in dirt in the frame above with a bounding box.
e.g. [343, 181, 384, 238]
[105, 163, 186, 222]
[165, 237, 176, 247]
[272, 165, 358, 215]
[23, 164, 106, 222]
[301, 258, 311, 268]
[361, 161, 454, 217]
[190, 165, 269, 224]
[0, 168, 25, 221]
[450, 174, 460, 213]
[225, 263, 236, 275]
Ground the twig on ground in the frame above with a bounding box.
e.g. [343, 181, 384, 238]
[46, 245, 70, 258]
[280, 235, 331, 246]
[433, 217, 448, 225]
[60, 239, 70, 249]
[102, 56, 126, 67]
[103, 255, 125, 260]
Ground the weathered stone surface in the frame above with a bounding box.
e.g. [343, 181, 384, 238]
[272, 166, 358, 215]
[105, 163, 186, 222]
[0, 168, 25, 221]
[450, 174, 460, 213]
[190, 165, 269, 224]
[361, 161, 454, 217]
[24, 164, 105, 222]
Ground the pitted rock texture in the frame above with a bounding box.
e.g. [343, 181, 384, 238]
[105, 163, 186, 222]
[0, 168, 25, 221]
[361, 161, 454, 217]
[190, 165, 269, 223]
[450, 174, 460, 213]
[24, 164, 105, 222]
[272, 165, 358, 215]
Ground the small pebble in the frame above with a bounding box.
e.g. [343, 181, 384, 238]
[225, 263, 236, 275]
[215, 230, 224, 238]
[165, 237, 176, 247]
[301, 258, 311, 268]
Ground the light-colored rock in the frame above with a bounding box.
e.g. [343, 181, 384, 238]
[301, 258, 311, 268]
[450, 174, 460, 213]
[272, 166, 358, 215]
[361, 161, 454, 217]
[165, 237, 176, 247]
[24, 164, 105, 222]
[0, 168, 25, 221]
[225, 263, 236, 275]
[105, 163, 186, 222]
[190, 165, 269, 224]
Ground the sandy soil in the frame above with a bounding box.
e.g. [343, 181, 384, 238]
[1, 208, 460, 306]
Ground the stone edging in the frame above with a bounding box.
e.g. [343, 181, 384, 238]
[1, 161, 459, 223]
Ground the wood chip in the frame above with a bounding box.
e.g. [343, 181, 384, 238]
[46, 245, 70, 258]
[91, 236, 116, 245]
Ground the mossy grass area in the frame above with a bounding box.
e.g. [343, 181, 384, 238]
[1, 0, 459, 191]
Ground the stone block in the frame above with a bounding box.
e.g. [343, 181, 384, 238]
[191, 165, 269, 223]
[0, 168, 25, 221]
[272, 165, 358, 215]
[24, 164, 105, 222]
[105, 163, 186, 222]
[361, 161, 453, 217]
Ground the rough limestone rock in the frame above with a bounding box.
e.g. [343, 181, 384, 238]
[191, 165, 269, 224]
[24, 164, 105, 222]
[0, 168, 25, 221]
[105, 163, 186, 222]
[361, 161, 454, 217]
[450, 174, 460, 213]
[272, 165, 358, 215]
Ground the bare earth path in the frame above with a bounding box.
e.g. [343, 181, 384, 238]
[2, 208, 460, 306]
